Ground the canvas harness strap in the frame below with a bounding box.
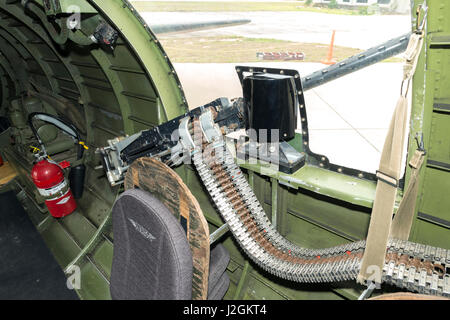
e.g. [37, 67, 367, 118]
[357, 24, 426, 285]
[390, 149, 426, 240]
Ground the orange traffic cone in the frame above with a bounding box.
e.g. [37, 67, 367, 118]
[321, 30, 337, 65]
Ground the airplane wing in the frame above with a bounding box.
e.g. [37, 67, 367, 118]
[149, 19, 251, 35]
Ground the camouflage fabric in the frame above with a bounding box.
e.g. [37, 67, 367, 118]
[124, 157, 210, 300]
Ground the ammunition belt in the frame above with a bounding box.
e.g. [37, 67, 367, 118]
[188, 118, 450, 298]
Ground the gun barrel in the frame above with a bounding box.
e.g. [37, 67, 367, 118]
[301, 32, 412, 91]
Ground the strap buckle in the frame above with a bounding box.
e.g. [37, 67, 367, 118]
[414, 132, 426, 155]
[376, 171, 399, 188]
[415, 2, 428, 34]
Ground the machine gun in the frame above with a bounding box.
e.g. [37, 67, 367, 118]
[98, 61, 316, 186]
[97, 98, 245, 186]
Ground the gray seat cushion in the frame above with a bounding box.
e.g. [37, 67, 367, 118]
[110, 189, 193, 300]
[208, 244, 230, 296]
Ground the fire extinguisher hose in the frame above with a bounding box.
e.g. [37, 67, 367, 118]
[28, 112, 86, 199]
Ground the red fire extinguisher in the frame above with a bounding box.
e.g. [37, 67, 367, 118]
[31, 159, 77, 218]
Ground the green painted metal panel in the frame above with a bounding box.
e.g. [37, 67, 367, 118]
[284, 213, 350, 249]
[34, 0, 97, 13]
[77, 261, 111, 300]
[40, 219, 82, 267]
[88, 0, 188, 124]
[59, 0, 97, 13]
[428, 112, 450, 164]
[283, 186, 372, 242]
[92, 240, 113, 278]
[58, 211, 98, 248]
[420, 168, 450, 221]
[241, 162, 379, 209]
[411, 219, 450, 249]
